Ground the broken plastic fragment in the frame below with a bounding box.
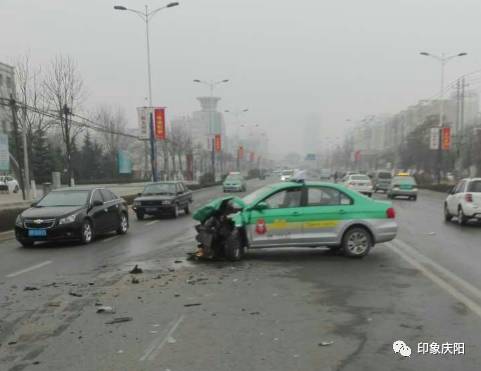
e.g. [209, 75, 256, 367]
[105, 317, 133, 325]
[129, 265, 143, 274]
[318, 341, 334, 347]
[96, 306, 115, 314]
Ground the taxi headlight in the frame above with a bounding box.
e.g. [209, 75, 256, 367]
[393, 186, 400, 190]
[412, 187, 418, 191]
[15, 215, 23, 227]
[59, 214, 77, 225]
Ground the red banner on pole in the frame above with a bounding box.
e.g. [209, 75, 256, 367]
[154, 108, 166, 140]
[441, 127, 451, 150]
[250, 152, 255, 162]
[214, 134, 221, 152]
[238, 146, 244, 159]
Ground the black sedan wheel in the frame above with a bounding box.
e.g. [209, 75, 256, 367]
[117, 212, 129, 234]
[172, 204, 179, 218]
[81, 220, 94, 244]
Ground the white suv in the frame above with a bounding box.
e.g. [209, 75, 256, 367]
[0, 175, 20, 194]
[444, 178, 481, 225]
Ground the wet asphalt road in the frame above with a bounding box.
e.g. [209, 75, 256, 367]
[1, 180, 481, 371]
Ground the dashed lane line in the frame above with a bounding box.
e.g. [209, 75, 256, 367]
[140, 315, 185, 362]
[6, 260, 52, 278]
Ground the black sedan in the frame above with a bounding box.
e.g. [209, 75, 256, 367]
[132, 181, 192, 220]
[15, 187, 129, 247]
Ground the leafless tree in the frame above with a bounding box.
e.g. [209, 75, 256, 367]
[43, 55, 85, 185]
[92, 105, 129, 176]
[14, 54, 52, 178]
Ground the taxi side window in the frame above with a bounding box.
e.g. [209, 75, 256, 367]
[307, 187, 352, 206]
[263, 188, 302, 209]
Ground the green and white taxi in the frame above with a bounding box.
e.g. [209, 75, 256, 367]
[193, 181, 398, 260]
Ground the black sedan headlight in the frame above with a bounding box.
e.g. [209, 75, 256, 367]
[59, 213, 78, 225]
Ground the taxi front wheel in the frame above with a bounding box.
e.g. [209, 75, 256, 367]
[342, 227, 372, 258]
[225, 230, 245, 261]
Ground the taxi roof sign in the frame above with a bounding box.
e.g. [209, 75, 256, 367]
[396, 172, 410, 176]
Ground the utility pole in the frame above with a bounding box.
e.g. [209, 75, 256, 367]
[9, 95, 26, 200]
[63, 104, 74, 187]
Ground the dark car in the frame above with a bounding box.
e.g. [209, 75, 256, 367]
[15, 187, 129, 247]
[132, 181, 192, 220]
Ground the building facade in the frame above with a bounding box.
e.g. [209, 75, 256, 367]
[0, 62, 15, 134]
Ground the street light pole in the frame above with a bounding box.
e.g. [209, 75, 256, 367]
[193, 79, 229, 180]
[420, 51, 467, 183]
[114, 2, 179, 181]
[225, 109, 248, 171]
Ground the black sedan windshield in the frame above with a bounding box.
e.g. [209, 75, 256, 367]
[143, 183, 176, 195]
[37, 191, 90, 207]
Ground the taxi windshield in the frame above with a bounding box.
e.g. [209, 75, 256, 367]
[143, 183, 176, 195]
[393, 176, 416, 184]
[242, 186, 273, 205]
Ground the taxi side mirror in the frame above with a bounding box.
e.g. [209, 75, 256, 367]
[254, 201, 269, 211]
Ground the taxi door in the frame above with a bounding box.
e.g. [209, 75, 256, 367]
[247, 187, 304, 247]
[299, 186, 354, 245]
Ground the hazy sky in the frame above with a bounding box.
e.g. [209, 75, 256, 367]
[2, 0, 481, 154]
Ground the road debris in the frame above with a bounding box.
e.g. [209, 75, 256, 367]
[249, 311, 260, 315]
[47, 302, 61, 307]
[167, 336, 176, 344]
[8, 341, 17, 345]
[96, 306, 115, 314]
[318, 341, 334, 347]
[174, 260, 183, 264]
[24, 286, 39, 291]
[184, 303, 202, 307]
[69, 291, 83, 297]
[129, 265, 143, 274]
[105, 317, 133, 325]
[131, 277, 140, 284]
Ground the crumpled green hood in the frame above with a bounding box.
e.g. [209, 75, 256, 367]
[192, 196, 246, 223]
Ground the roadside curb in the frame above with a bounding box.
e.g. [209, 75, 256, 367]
[0, 230, 14, 242]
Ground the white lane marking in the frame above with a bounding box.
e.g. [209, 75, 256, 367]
[386, 241, 481, 319]
[102, 235, 120, 243]
[146, 220, 159, 226]
[6, 260, 52, 278]
[393, 239, 481, 301]
[140, 315, 185, 362]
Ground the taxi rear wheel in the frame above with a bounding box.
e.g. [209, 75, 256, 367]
[342, 227, 372, 258]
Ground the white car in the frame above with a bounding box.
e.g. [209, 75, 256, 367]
[0, 175, 20, 194]
[344, 174, 373, 197]
[444, 178, 481, 225]
[280, 169, 295, 182]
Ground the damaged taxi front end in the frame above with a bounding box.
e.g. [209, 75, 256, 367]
[192, 196, 247, 260]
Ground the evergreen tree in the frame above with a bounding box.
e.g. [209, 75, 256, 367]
[31, 127, 53, 183]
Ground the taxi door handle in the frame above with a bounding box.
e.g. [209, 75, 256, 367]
[339, 209, 346, 214]
[291, 211, 300, 216]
